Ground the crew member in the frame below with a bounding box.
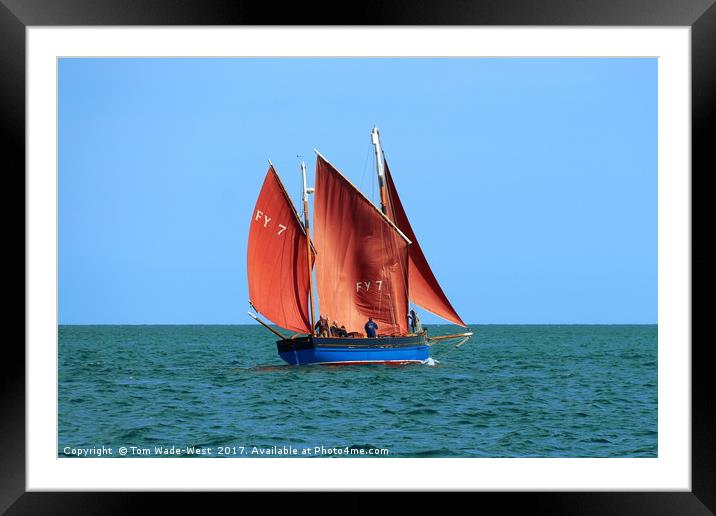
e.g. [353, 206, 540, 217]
[364, 317, 378, 338]
[408, 309, 418, 333]
[315, 315, 329, 337]
[330, 320, 340, 337]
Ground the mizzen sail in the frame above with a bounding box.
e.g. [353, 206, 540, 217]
[247, 165, 314, 334]
[383, 159, 466, 327]
[313, 154, 410, 336]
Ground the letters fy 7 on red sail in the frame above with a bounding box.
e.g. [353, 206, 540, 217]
[356, 280, 383, 293]
[254, 209, 287, 236]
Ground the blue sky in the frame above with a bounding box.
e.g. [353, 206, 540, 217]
[58, 58, 657, 324]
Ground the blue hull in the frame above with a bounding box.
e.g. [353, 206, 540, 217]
[276, 334, 429, 365]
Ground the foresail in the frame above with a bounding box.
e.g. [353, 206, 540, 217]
[314, 154, 410, 336]
[247, 165, 314, 334]
[384, 159, 467, 327]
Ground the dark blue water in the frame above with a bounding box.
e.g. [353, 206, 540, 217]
[58, 325, 657, 458]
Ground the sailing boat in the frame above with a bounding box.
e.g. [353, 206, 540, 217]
[247, 128, 472, 365]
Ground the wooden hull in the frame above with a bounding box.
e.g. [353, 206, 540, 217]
[276, 334, 429, 365]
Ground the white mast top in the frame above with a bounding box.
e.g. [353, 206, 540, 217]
[300, 160, 310, 201]
[371, 126, 386, 182]
[371, 126, 390, 215]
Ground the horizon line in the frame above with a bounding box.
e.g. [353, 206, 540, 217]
[57, 322, 659, 326]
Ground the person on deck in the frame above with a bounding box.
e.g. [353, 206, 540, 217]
[315, 316, 329, 337]
[339, 325, 348, 338]
[314, 317, 321, 335]
[330, 320, 340, 337]
[364, 317, 378, 338]
[408, 309, 418, 333]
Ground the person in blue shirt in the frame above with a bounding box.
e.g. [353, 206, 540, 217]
[364, 317, 378, 338]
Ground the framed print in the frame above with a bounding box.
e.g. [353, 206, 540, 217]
[6, 0, 711, 513]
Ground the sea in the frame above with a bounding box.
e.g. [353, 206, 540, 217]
[58, 324, 657, 458]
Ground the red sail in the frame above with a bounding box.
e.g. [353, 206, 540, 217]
[247, 166, 314, 334]
[314, 154, 410, 336]
[384, 159, 467, 327]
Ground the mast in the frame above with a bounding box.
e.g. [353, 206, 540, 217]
[371, 127, 389, 216]
[301, 159, 317, 335]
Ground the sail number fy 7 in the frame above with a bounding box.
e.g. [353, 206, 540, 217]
[254, 209, 287, 236]
[356, 280, 383, 293]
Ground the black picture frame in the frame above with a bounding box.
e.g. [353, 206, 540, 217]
[5, 0, 710, 513]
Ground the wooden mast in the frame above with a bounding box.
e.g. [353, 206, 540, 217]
[372, 127, 401, 331]
[371, 127, 389, 216]
[301, 159, 317, 335]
